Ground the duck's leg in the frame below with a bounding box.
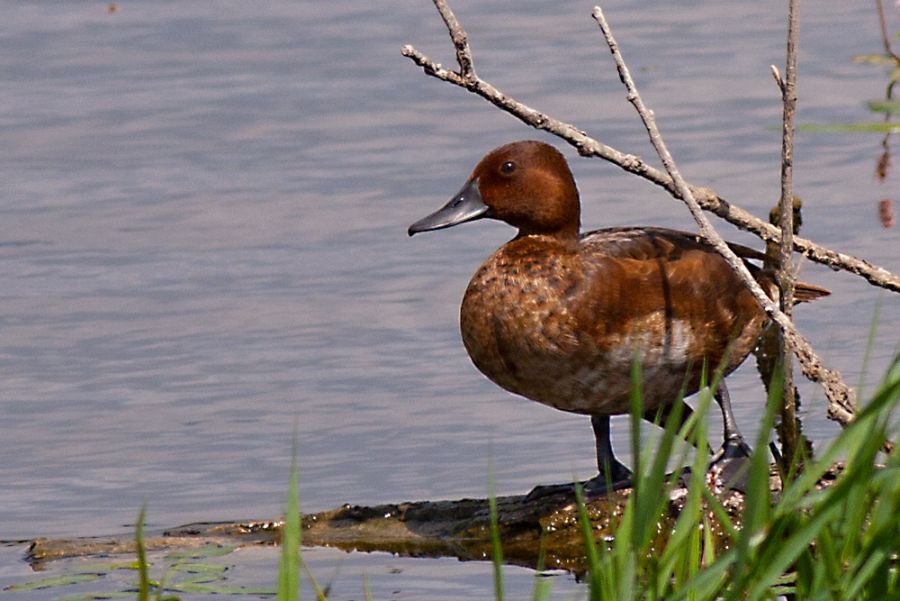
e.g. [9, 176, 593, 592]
[709, 382, 753, 490]
[525, 415, 633, 500]
[582, 415, 633, 493]
[712, 382, 752, 457]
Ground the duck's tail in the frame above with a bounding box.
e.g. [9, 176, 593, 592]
[753, 267, 830, 304]
[794, 281, 830, 304]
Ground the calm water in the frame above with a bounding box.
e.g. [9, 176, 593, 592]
[1, 0, 897, 597]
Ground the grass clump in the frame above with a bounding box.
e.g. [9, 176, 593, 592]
[565, 356, 899, 601]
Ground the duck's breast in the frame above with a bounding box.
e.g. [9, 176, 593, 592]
[459, 237, 638, 414]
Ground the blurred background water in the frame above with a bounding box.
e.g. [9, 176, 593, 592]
[0, 1, 897, 597]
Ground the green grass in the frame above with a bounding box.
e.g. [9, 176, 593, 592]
[568, 357, 899, 601]
[278, 443, 301, 601]
[488, 457, 506, 601]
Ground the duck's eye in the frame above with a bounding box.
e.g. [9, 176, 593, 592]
[500, 161, 517, 175]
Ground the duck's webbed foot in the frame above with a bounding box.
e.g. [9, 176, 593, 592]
[582, 459, 634, 496]
[708, 437, 753, 492]
[525, 461, 633, 501]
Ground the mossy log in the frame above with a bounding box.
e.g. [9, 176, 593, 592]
[24, 463, 843, 573]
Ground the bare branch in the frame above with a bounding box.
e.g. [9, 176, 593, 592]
[776, 0, 799, 463]
[876, 0, 900, 65]
[401, 0, 900, 294]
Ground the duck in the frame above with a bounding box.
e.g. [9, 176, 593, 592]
[408, 140, 828, 494]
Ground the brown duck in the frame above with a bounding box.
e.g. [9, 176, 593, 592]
[409, 140, 828, 493]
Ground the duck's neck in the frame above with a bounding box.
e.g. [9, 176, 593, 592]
[515, 221, 581, 241]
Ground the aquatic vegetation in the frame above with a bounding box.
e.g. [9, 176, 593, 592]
[568, 359, 899, 601]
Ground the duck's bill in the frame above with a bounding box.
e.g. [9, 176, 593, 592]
[408, 178, 490, 236]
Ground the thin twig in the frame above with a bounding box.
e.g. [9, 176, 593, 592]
[400, 2, 900, 295]
[770, 65, 785, 93]
[875, 0, 900, 64]
[777, 0, 799, 467]
[590, 5, 856, 425]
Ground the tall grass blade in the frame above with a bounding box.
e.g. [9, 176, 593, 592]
[663, 383, 714, 597]
[301, 560, 329, 601]
[278, 441, 301, 601]
[633, 386, 686, 554]
[573, 481, 604, 601]
[488, 457, 504, 601]
[856, 292, 883, 398]
[136, 505, 150, 601]
[629, 356, 643, 501]
[725, 368, 782, 600]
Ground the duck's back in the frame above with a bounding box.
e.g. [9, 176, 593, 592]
[460, 227, 772, 416]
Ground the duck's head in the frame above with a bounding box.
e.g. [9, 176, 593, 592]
[408, 140, 581, 239]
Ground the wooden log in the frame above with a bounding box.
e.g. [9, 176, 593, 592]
[25, 463, 844, 573]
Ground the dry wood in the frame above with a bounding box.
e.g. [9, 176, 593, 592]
[775, 0, 799, 465]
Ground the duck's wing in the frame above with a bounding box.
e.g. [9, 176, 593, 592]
[579, 226, 828, 302]
[575, 227, 766, 322]
[580, 226, 766, 263]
